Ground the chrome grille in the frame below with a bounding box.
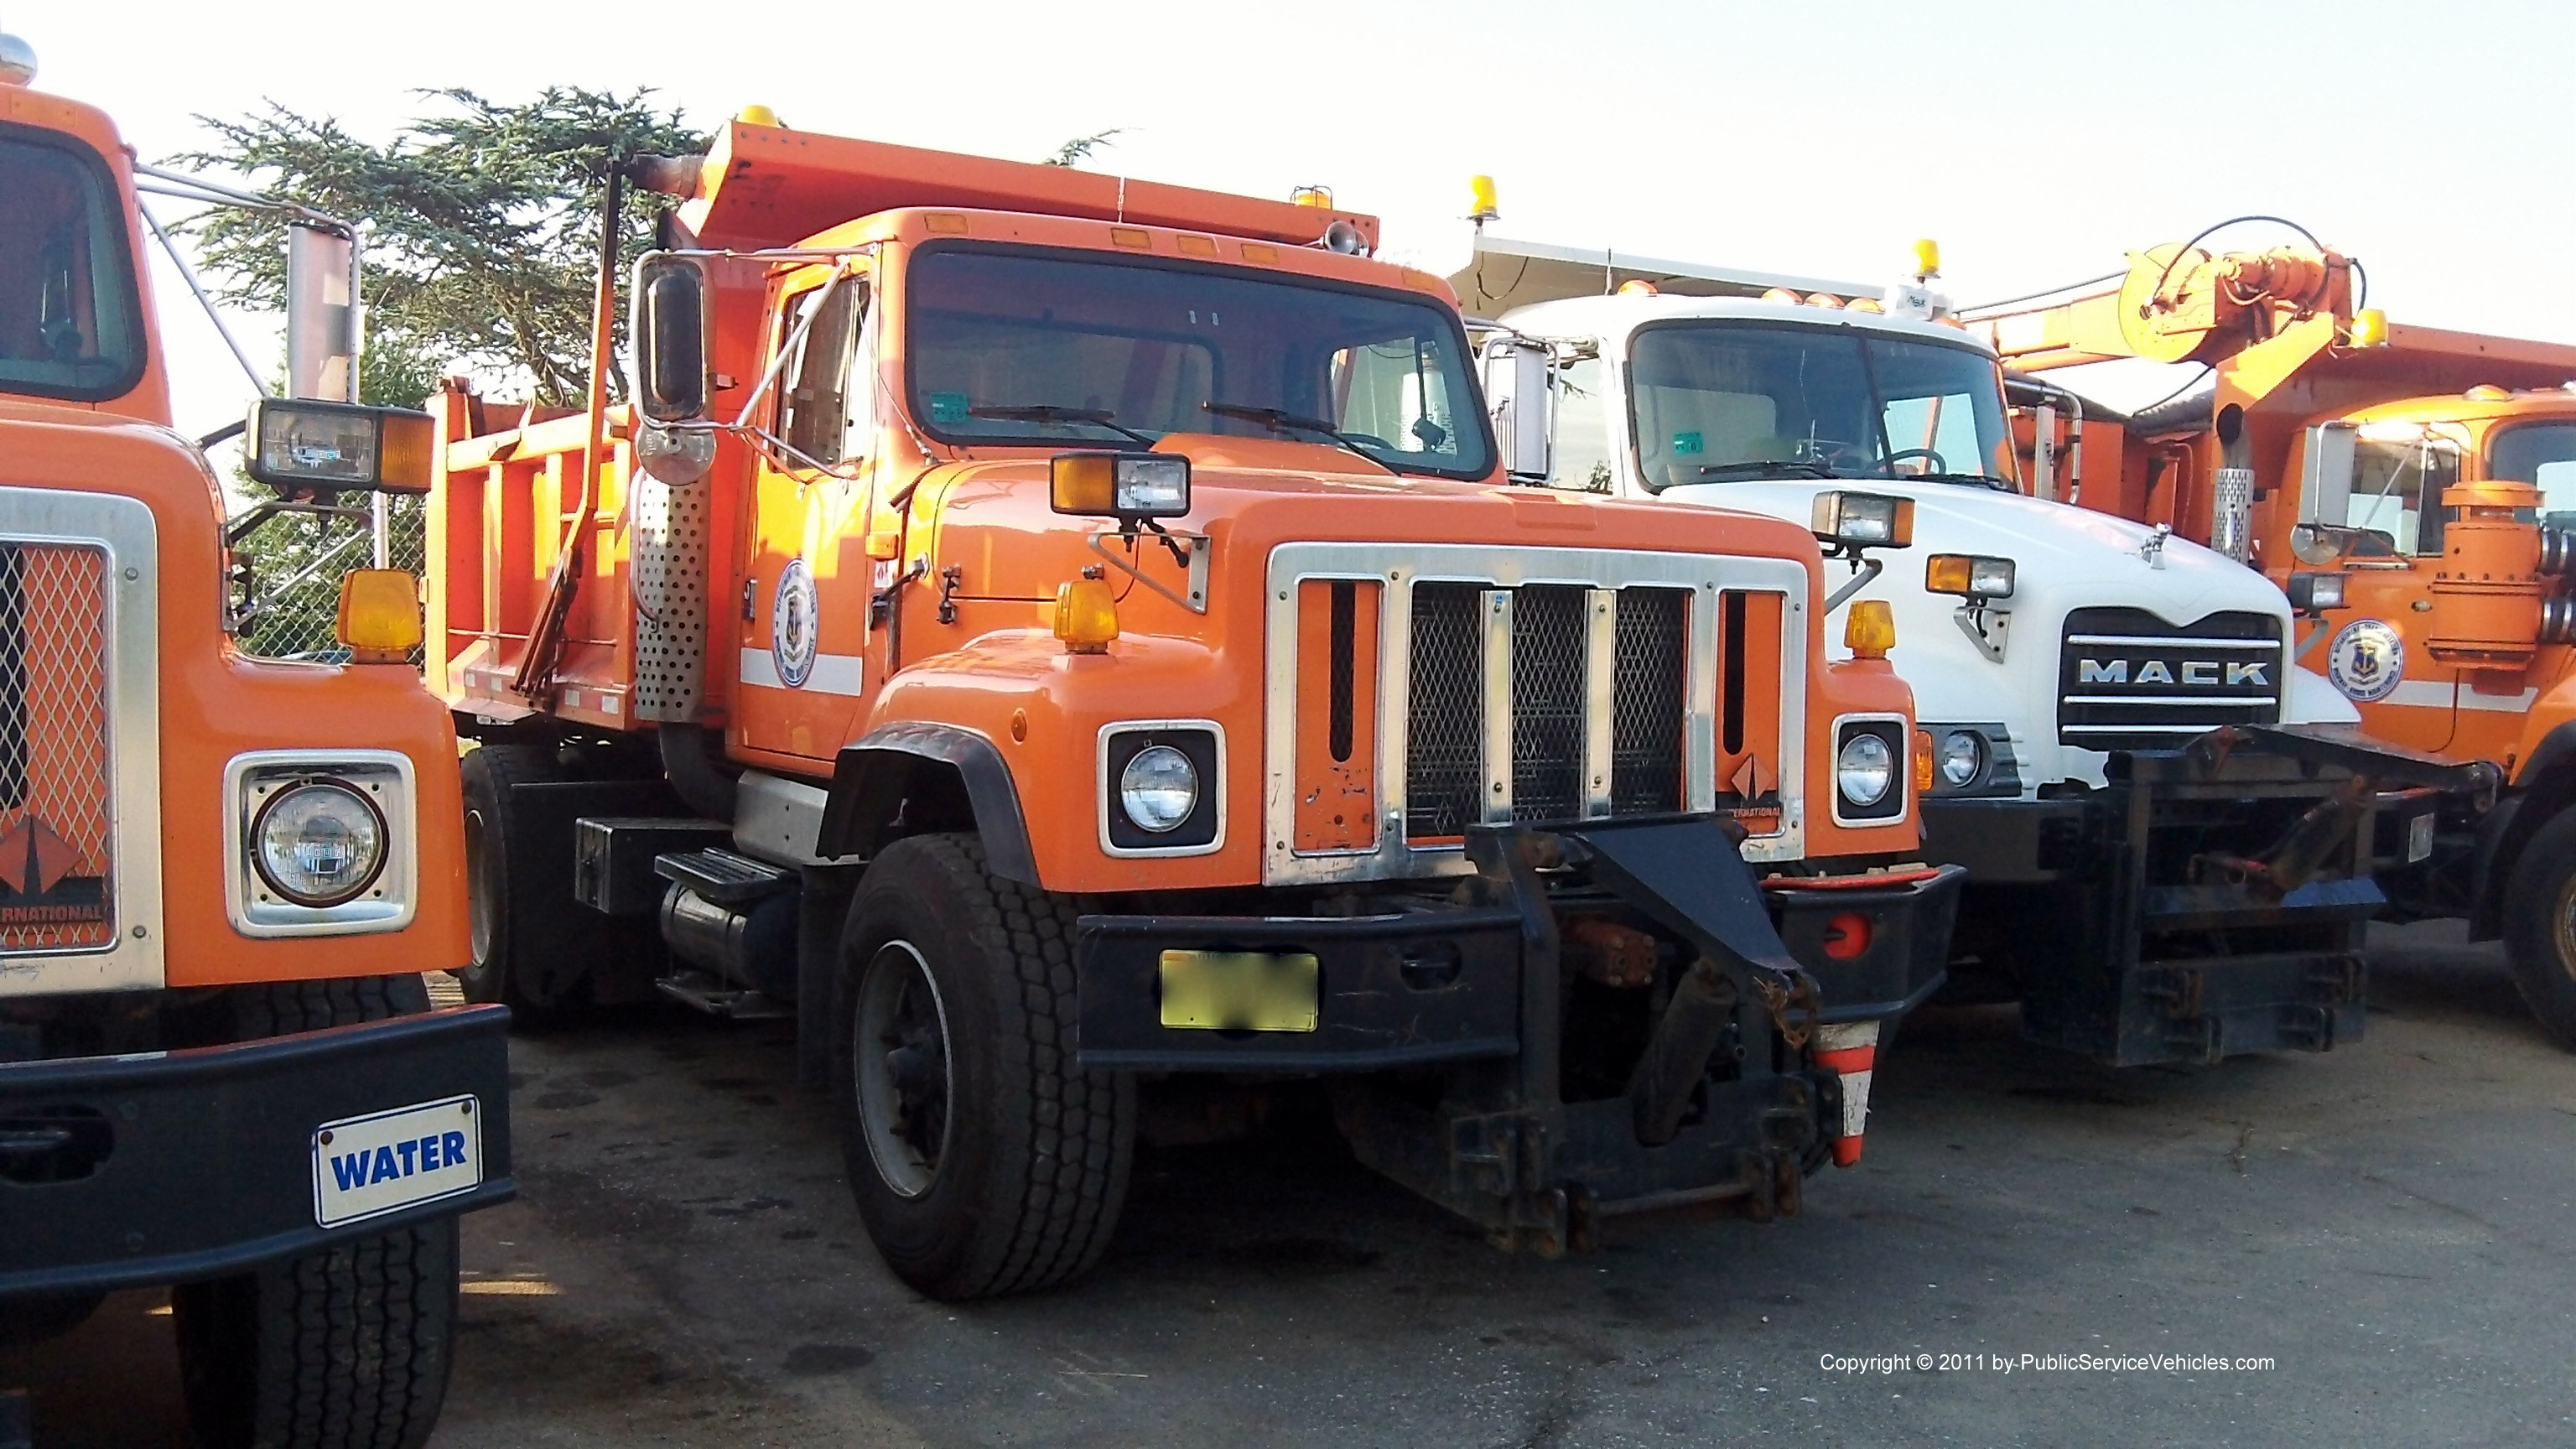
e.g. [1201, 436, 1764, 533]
[2057, 606, 2282, 753]
[1510, 585, 1587, 824]
[1405, 581, 1691, 840]
[1405, 584, 1486, 839]
[1612, 588, 1689, 814]
[0, 542, 116, 952]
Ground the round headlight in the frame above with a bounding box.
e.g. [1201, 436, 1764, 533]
[1118, 745, 1199, 834]
[1938, 730, 1985, 788]
[252, 780, 387, 906]
[1836, 732, 1895, 808]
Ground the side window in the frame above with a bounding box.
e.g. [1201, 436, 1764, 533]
[1328, 335, 1467, 462]
[1881, 392, 1983, 475]
[776, 277, 870, 466]
[1548, 353, 1614, 493]
[2349, 437, 2460, 555]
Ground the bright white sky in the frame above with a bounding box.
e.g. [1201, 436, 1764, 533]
[24, 0, 2576, 433]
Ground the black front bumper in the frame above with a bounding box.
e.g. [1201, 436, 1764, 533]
[1077, 818, 1963, 1249]
[0, 1005, 516, 1299]
[1074, 820, 1959, 1073]
[1924, 724, 2487, 1066]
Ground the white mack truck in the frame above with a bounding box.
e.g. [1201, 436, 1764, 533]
[1448, 231, 2480, 1066]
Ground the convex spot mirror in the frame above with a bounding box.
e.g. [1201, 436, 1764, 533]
[632, 253, 711, 423]
[244, 397, 434, 496]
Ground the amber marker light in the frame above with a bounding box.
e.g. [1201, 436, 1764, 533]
[1914, 730, 1937, 792]
[336, 569, 424, 662]
[2350, 308, 2389, 347]
[1467, 174, 1499, 224]
[1845, 600, 1896, 659]
[1054, 578, 1120, 655]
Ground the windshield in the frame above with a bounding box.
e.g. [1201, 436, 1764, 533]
[0, 127, 144, 402]
[906, 244, 1492, 480]
[2489, 423, 2576, 528]
[1625, 320, 2012, 490]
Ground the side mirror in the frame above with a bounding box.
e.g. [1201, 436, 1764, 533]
[1483, 337, 1553, 483]
[2298, 419, 2358, 526]
[285, 222, 358, 402]
[633, 253, 711, 423]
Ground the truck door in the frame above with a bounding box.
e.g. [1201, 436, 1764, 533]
[735, 266, 880, 761]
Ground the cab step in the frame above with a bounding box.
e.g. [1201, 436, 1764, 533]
[654, 970, 795, 1021]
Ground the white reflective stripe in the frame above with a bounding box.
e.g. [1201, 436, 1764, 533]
[739, 648, 867, 697]
[2060, 695, 2278, 707]
[1837, 1067, 1873, 1139]
[2066, 635, 2282, 650]
[2382, 679, 2540, 714]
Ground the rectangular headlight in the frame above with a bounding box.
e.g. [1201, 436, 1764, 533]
[1052, 452, 1192, 520]
[1811, 491, 1914, 548]
[2287, 571, 2347, 612]
[1925, 553, 2016, 600]
[246, 398, 437, 495]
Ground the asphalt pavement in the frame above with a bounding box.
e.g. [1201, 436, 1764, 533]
[10, 919, 2574, 1447]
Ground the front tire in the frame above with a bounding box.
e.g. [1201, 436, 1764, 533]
[834, 834, 1135, 1299]
[459, 743, 579, 1021]
[2501, 807, 2576, 1050]
[171, 977, 461, 1449]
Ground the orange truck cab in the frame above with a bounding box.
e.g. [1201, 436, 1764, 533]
[0, 37, 508, 1449]
[428, 112, 1964, 1298]
[1984, 236, 2576, 1049]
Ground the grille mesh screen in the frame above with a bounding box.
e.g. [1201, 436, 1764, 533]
[0, 543, 116, 952]
[1509, 586, 1587, 823]
[1405, 584, 1486, 839]
[1612, 588, 1689, 814]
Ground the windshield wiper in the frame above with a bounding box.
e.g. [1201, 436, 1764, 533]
[1658, 460, 1842, 489]
[966, 404, 1156, 448]
[1201, 401, 1385, 468]
[1903, 471, 2015, 491]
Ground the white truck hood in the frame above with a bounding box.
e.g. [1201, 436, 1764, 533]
[1659, 476, 2354, 793]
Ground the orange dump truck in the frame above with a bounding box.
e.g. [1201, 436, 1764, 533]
[1983, 234, 2576, 1048]
[427, 113, 1965, 1297]
[0, 36, 510, 1449]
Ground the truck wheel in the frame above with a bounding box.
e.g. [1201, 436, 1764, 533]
[171, 977, 461, 1449]
[2502, 808, 2576, 1050]
[459, 742, 575, 1021]
[834, 834, 1135, 1299]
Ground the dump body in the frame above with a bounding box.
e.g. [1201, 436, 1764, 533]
[424, 119, 1962, 1284]
[1459, 236, 2482, 1065]
[1, 62, 507, 1448]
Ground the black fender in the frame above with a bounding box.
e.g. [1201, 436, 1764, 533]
[2475, 719, 2576, 939]
[817, 722, 1039, 886]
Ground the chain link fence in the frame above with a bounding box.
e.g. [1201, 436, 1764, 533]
[230, 492, 428, 662]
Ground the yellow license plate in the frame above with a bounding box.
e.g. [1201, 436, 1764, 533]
[1158, 950, 1320, 1032]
